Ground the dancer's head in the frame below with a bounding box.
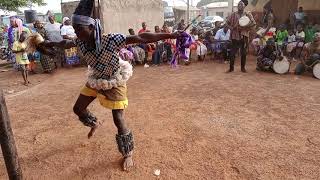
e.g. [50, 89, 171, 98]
[72, 0, 96, 43]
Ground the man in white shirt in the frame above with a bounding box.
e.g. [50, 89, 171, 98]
[294, 7, 306, 28]
[214, 25, 231, 62]
[44, 14, 64, 68]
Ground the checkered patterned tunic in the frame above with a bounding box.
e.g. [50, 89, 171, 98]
[75, 34, 126, 79]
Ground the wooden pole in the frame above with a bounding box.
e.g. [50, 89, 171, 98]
[0, 90, 23, 180]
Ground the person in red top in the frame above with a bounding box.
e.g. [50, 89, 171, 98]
[138, 22, 149, 34]
[138, 22, 151, 64]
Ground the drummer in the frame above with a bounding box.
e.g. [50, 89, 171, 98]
[214, 23, 231, 62]
[256, 38, 283, 72]
[302, 33, 320, 66]
[226, 0, 256, 73]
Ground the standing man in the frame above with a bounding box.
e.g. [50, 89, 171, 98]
[293, 7, 306, 28]
[45, 14, 64, 68]
[226, 0, 256, 73]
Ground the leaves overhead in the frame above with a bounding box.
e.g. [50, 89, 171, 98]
[0, 0, 46, 12]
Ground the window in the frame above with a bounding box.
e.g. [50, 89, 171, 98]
[216, 12, 224, 18]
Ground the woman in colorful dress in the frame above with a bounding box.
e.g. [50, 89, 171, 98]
[34, 20, 55, 73]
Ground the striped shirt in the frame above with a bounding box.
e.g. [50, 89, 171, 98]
[227, 11, 256, 40]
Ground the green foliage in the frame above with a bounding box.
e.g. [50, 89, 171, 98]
[0, 0, 46, 12]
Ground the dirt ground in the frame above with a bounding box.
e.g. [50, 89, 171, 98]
[0, 57, 320, 180]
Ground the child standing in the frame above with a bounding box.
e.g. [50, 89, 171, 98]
[12, 32, 29, 86]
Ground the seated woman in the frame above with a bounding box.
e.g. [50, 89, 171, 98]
[127, 29, 145, 65]
[190, 28, 207, 61]
[287, 24, 305, 60]
[61, 17, 80, 66]
[256, 38, 283, 72]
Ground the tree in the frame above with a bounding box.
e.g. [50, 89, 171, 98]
[0, 0, 46, 12]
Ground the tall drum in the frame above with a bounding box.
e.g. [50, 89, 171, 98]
[239, 16, 250, 27]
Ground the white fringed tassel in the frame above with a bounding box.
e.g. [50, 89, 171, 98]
[87, 58, 133, 90]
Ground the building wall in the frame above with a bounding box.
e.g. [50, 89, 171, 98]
[100, 0, 164, 34]
[204, 6, 239, 19]
[62, 0, 164, 34]
[173, 9, 200, 23]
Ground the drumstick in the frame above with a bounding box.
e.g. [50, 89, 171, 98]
[183, 15, 202, 32]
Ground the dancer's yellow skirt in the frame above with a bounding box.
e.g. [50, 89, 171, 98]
[80, 85, 128, 110]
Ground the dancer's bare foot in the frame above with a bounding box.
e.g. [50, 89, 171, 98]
[123, 152, 134, 171]
[87, 121, 102, 139]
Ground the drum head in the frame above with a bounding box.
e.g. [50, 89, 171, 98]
[313, 63, 320, 79]
[273, 58, 290, 74]
[239, 16, 250, 27]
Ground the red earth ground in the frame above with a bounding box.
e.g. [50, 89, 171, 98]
[0, 57, 320, 179]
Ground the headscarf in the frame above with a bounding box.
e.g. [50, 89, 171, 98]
[72, 0, 102, 53]
[72, 14, 102, 53]
[15, 19, 24, 37]
[63, 17, 70, 24]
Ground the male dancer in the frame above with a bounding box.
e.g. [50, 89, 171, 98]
[44, 0, 182, 171]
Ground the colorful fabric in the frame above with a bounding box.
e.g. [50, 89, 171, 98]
[276, 30, 288, 45]
[8, 26, 15, 48]
[257, 57, 274, 68]
[65, 47, 80, 65]
[120, 48, 134, 61]
[76, 33, 126, 79]
[80, 85, 128, 110]
[71, 14, 102, 53]
[305, 27, 316, 43]
[40, 54, 54, 72]
[12, 41, 29, 65]
[170, 32, 193, 67]
[132, 46, 145, 63]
